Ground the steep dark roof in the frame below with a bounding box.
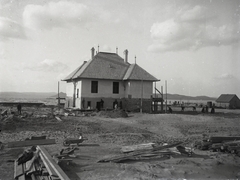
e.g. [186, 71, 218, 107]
[63, 52, 158, 81]
[216, 94, 239, 103]
[123, 64, 158, 81]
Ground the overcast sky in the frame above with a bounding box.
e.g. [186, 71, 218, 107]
[0, 0, 240, 97]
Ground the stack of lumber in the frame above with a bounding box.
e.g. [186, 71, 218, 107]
[8, 139, 55, 148]
[196, 136, 240, 155]
[98, 142, 192, 163]
[14, 146, 70, 180]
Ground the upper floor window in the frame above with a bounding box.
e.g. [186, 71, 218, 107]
[113, 82, 119, 94]
[91, 81, 98, 93]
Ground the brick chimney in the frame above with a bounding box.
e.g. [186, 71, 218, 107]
[124, 49, 128, 63]
[91, 47, 95, 59]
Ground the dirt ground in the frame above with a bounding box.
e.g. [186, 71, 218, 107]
[1, 106, 240, 180]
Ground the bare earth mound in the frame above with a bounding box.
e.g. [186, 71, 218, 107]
[97, 110, 128, 118]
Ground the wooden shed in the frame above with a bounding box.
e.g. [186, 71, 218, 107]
[216, 94, 240, 109]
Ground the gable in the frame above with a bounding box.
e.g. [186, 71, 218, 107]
[63, 60, 91, 81]
[124, 64, 158, 81]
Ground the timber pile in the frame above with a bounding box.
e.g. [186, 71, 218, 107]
[14, 146, 70, 180]
[8, 139, 56, 148]
[98, 142, 193, 163]
[196, 136, 240, 155]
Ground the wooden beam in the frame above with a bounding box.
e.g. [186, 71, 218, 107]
[8, 139, 55, 148]
[209, 136, 240, 143]
[98, 142, 183, 163]
[39, 153, 59, 178]
[121, 143, 155, 153]
[14, 160, 25, 179]
[37, 146, 70, 180]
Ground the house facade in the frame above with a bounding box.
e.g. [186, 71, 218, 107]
[216, 94, 240, 109]
[63, 48, 159, 112]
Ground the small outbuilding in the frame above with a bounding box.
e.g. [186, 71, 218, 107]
[215, 94, 240, 109]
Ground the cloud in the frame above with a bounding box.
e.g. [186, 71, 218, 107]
[214, 73, 237, 80]
[148, 5, 240, 52]
[177, 5, 210, 22]
[0, 17, 26, 40]
[27, 59, 69, 72]
[23, 1, 95, 30]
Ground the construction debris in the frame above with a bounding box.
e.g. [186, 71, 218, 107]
[63, 134, 87, 147]
[14, 146, 70, 180]
[121, 143, 155, 153]
[55, 116, 62, 121]
[8, 139, 55, 148]
[25, 136, 47, 141]
[209, 136, 240, 143]
[196, 136, 240, 156]
[0, 141, 3, 150]
[1, 109, 8, 116]
[98, 142, 192, 163]
[52, 147, 78, 164]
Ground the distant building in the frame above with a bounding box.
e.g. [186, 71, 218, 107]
[215, 94, 240, 109]
[62, 47, 159, 112]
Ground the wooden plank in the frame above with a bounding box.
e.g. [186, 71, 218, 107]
[8, 139, 56, 148]
[98, 142, 183, 163]
[26, 161, 36, 175]
[209, 136, 240, 143]
[41, 176, 50, 180]
[31, 174, 37, 180]
[221, 140, 240, 145]
[18, 175, 26, 180]
[1, 109, 7, 116]
[25, 156, 36, 172]
[121, 143, 155, 153]
[14, 160, 24, 179]
[30, 136, 47, 140]
[55, 116, 62, 121]
[22, 163, 26, 174]
[37, 146, 70, 180]
[39, 152, 59, 177]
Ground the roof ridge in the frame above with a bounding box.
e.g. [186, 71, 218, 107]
[99, 52, 117, 54]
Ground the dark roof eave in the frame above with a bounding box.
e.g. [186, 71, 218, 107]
[63, 77, 160, 82]
[123, 78, 160, 82]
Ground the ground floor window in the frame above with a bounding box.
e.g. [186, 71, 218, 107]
[91, 81, 98, 93]
[87, 101, 91, 109]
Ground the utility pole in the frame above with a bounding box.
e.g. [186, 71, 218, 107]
[154, 82, 156, 98]
[140, 79, 143, 113]
[58, 81, 60, 109]
[73, 81, 76, 107]
[161, 86, 163, 112]
[165, 80, 167, 113]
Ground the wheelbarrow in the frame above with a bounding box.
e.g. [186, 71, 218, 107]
[63, 136, 88, 147]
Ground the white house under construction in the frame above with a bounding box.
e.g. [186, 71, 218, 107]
[62, 47, 159, 112]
